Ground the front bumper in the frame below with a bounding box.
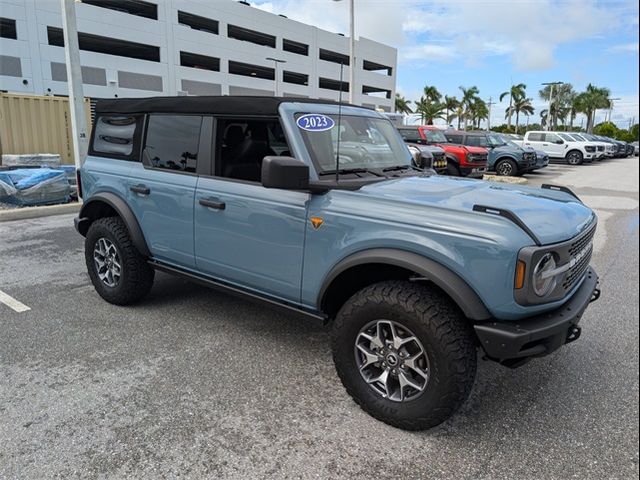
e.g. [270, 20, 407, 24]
[474, 267, 599, 366]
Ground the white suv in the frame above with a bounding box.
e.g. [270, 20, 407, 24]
[578, 133, 617, 158]
[520, 131, 597, 165]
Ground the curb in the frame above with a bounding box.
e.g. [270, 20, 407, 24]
[0, 201, 81, 222]
[482, 174, 528, 185]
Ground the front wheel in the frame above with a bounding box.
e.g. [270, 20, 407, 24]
[331, 281, 477, 430]
[566, 150, 583, 165]
[495, 158, 518, 176]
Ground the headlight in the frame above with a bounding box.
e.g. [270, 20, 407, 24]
[533, 253, 557, 297]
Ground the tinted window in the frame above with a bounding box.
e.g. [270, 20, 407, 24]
[91, 115, 143, 159]
[546, 133, 561, 143]
[465, 136, 488, 147]
[397, 128, 422, 142]
[145, 115, 202, 172]
[445, 134, 464, 144]
[527, 132, 544, 141]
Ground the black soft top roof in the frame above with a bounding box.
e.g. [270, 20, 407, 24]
[95, 95, 354, 116]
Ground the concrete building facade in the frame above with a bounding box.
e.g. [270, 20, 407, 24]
[0, 0, 397, 110]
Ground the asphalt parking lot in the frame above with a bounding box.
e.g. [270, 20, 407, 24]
[1, 158, 638, 479]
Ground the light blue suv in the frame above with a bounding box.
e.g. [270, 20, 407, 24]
[75, 96, 601, 430]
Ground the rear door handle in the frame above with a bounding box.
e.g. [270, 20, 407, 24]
[130, 184, 150, 195]
[199, 197, 226, 210]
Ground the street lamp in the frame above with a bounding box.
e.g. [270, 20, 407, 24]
[332, 0, 355, 104]
[607, 97, 621, 123]
[541, 81, 564, 131]
[266, 57, 286, 97]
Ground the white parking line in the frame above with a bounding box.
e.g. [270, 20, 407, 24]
[0, 289, 31, 313]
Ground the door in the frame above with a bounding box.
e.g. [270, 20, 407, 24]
[523, 132, 548, 153]
[128, 114, 212, 269]
[194, 118, 308, 303]
[543, 133, 566, 158]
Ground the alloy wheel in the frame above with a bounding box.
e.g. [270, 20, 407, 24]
[354, 320, 430, 402]
[93, 237, 122, 288]
[497, 161, 514, 176]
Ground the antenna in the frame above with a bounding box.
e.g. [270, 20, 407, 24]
[335, 62, 345, 183]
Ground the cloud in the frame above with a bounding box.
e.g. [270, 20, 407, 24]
[609, 42, 640, 54]
[251, 0, 631, 72]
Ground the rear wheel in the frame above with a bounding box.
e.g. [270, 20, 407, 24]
[85, 217, 154, 305]
[566, 150, 583, 165]
[495, 158, 518, 176]
[331, 281, 477, 430]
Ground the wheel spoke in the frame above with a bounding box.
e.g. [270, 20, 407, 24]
[367, 368, 391, 398]
[405, 353, 429, 380]
[398, 371, 423, 400]
[357, 343, 380, 370]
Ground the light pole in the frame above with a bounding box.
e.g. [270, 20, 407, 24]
[606, 97, 621, 123]
[542, 81, 563, 131]
[332, 0, 355, 104]
[266, 57, 286, 97]
[61, 0, 89, 168]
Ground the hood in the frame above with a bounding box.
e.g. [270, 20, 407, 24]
[357, 176, 595, 245]
[494, 144, 525, 154]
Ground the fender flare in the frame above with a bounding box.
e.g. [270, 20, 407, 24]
[77, 192, 151, 257]
[317, 248, 492, 320]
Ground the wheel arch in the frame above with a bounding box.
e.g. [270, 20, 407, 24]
[317, 248, 492, 321]
[77, 192, 151, 257]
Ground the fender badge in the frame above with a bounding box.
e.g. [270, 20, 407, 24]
[310, 217, 324, 230]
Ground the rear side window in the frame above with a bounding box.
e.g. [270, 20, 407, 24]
[91, 115, 143, 160]
[445, 134, 464, 144]
[144, 115, 202, 173]
[465, 136, 488, 147]
[527, 133, 544, 141]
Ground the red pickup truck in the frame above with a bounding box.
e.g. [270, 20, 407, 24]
[398, 126, 488, 177]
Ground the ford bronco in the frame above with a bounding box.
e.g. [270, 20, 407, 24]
[75, 96, 601, 430]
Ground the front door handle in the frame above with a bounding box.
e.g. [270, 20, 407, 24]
[199, 197, 226, 210]
[130, 184, 150, 195]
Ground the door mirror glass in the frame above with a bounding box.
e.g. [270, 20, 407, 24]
[555, 139, 564, 145]
[261, 156, 309, 190]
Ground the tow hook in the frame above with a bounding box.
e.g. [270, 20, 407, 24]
[566, 325, 582, 344]
[590, 287, 601, 303]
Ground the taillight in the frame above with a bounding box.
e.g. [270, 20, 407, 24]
[76, 169, 83, 199]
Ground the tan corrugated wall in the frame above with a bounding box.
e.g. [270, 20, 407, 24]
[0, 93, 92, 165]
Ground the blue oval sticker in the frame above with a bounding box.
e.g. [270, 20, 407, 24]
[296, 114, 335, 132]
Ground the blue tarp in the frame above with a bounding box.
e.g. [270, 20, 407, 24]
[0, 168, 71, 206]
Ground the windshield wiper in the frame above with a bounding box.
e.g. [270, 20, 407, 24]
[382, 165, 413, 172]
[319, 167, 384, 177]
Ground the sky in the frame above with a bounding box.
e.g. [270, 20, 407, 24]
[252, 0, 640, 129]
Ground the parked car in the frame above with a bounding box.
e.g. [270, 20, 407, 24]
[443, 130, 537, 176]
[579, 133, 617, 158]
[395, 127, 448, 173]
[631, 141, 639, 156]
[75, 96, 600, 431]
[516, 131, 597, 165]
[397, 126, 488, 177]
[566, 133, 608, 160]
[498, 134, 549, 172]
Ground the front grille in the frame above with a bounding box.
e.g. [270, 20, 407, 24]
[564, 224, 596, 291]
[597, 146, 604, 152]
[469, 154, 487, 163]
[585, 146, 596, 152]
[433, 153, 445, 161]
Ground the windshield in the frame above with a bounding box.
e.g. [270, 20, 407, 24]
[423, 129, 449, 143]
[559, 133, 575, 142]
[488, 134, 506, 146]
[296, 114, 412, 173]
[570, 134, 586, 141]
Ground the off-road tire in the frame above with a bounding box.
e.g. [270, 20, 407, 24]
[85, 216, 154, 305]
[331, 281, 477, 430]
[495, 158, 518, 177]
[566, 150, 583, 165]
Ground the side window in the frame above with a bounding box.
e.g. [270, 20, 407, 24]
[545, 133, 561, 143]
[91, 115, 143, 160]
[445, 134, 463, 144]
[397, 128, 421, 142]
[216, 118, 290, 183]
[527, 133, 544, 142]
[466, 136, 488, 147]
[144, 115, 202, 172]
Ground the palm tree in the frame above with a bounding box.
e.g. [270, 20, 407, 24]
[539, 83, 575, 130]
[500, 83, 527, 130]
[469, 98, 489, 129]
[414, 96, 445, 125]
[423, 85, 442, 103]
[455, 104, 465, 130]
[459, 85, 480, 129]
[512, 97, 535, 134]
[395, 94, 413, 115]
[574, 84, 611, 133]
[443, 95, 459, 125]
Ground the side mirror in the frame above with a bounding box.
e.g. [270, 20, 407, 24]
[555, 139, 564, 145]
[262, 156, 309, 190]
